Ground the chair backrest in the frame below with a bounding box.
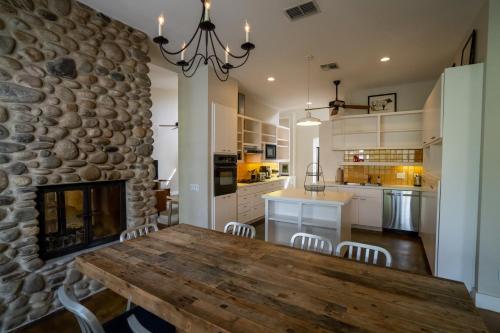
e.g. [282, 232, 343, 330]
[120, 222, 159, 242]
[335, 241, 392, 267]
[290, 232, 333, 254]
[224, 222, 256, 239]
[57, 286, 105, 333]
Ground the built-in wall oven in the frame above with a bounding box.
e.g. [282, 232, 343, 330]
[265, 144, 277, 160]
[214, 154, 237, 196]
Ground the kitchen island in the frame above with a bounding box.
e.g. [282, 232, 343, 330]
[262, 189, 353, 248]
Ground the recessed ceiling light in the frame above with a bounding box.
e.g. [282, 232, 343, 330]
[380, 57, 391, 62]
[267, 77, 275, 82]
[306, 101, 313, 106]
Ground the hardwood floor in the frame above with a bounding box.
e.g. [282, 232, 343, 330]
[16, 223, 500, 333]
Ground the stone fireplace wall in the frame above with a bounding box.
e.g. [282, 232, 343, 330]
[0, 0, 156, 330]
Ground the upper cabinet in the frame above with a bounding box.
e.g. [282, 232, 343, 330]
[422, 75, 444, 145]
[330, 110, 423, 150]
[213, 103, 237, 154]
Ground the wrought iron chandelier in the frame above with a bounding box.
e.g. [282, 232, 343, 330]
[153, 0, 255, 81]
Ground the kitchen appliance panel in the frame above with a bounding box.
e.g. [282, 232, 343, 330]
[214, 154, 237, 197]
[265, 144, 277, 160]
[383, 190, 421, 232]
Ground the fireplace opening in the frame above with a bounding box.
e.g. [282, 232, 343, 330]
[36, 180, 126, 260]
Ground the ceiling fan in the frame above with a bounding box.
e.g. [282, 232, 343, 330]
[306, 80, 369, 116]
[159, 122, 179, 130]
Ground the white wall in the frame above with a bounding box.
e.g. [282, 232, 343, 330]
[476, 0, 500, 311]
[346, 79, 435, 115]
[243, 93, 280, 124]
[151, 88, 178, 193]
[178, 66, 210, 228]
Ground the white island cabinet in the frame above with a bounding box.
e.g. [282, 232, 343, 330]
[262, 189, 353, 248]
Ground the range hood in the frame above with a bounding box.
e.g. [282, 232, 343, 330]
[244, 146, 263, 154]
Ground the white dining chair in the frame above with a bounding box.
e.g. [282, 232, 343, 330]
[335, 241, 392, 267]
[120, 222, 159, 242]
[57, 286, 175, 333]
[290, 232, 333, 254]
[224, 222, 256, 239]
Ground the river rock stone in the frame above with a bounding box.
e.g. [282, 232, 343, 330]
[16, 74, 43, 88]
[0, 143, 25, 154]
[0, 125, 8, 140]
[0, 83, 45, 103]
[101, 41, 124, 62]
[46, 58, 77, 79]
[0, 229, 19, 243]
[11, 134, 34, 144]
[56, 86, 76, 103]
[59, 112, 81, 129]
[40, 156, 62, 169]
[0, 36, 16, 55]
[0, 170, 7, 192]
[136, 144, 153, 157]
[79, 165, 101, 181]
[6, 162, 27, 175]
[22, 274, 44, 293]
[37, 8, 58, 21]
[54, 140, 79, 160]
[49, 0, 71, 16]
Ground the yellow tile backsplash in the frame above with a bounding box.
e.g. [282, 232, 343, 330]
[237, 162, 279, 180]
[344, 165, 423, 186]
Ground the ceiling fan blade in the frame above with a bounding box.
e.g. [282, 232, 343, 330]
[305, 106, 331, 111]
[343, 104, 370, 110]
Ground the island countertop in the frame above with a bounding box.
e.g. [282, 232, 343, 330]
[262, 188, 353, 205]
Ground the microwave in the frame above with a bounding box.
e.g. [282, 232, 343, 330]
[264, 144, 277, 160]
[279, 162, 289, 176]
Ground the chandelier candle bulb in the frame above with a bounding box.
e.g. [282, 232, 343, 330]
[245, 21, 250, 42]
[225, 45, 229, 64]
[158, 15, 165, 36]
[181, 42, 186, 61]
[204, 0, 211, 21]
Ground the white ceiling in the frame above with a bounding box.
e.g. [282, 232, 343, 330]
[80, 0, 485, 111]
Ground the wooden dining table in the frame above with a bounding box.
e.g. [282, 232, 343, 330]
[76, 224, 488, 333]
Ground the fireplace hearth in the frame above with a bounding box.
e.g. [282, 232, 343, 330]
[36, 181, 126, 260]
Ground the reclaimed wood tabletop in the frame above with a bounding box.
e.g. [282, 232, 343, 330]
[75, 224, 488, 333]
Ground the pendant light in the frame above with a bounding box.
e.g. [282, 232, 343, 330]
[297, 55, 321, 127]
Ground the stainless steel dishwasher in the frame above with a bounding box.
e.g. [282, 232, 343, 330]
[383, 190, 421, 232]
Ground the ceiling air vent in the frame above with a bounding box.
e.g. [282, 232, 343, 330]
[285, 1, 320, 21]
[320, 62, 339, 71]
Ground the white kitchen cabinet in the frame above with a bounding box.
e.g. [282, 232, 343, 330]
[420, 182, 439, 275]
[422, 75, 443, 145]
[326, 186, 382, 229]
[214, 193, 237, 232]
[330, 111, 423, 150]
[213, 103, 237, 154]
[237, 179, 287, 224]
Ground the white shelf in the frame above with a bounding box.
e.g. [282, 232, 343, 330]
[381, 129, 423, 133]
[268, 215, 298, 224]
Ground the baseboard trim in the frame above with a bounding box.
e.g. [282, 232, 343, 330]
[476, 292, 500, 313]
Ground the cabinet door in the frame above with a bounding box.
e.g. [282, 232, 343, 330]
[358, 196, 383, 228]
[214, 193, 237, 232]
[423, 75, 443, 145]
[420, 189, 438, 275]
[213, 103, 237, 154]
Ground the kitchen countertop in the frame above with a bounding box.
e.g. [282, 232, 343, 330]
[324, 180, 428, 192]
[262, 188, 353, 205]
[237, 176, 290, 187]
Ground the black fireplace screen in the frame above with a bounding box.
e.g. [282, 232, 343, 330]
[37, 181, 126, 260]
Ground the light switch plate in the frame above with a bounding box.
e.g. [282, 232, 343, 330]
[396, 172, 406, 179]
[190, 184, 200, 192]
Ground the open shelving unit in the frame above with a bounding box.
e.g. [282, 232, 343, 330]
[237, 115, 290, 162]
[331, 110, 423, 150]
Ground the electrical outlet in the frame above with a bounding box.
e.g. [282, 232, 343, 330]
[396, 172, 406, 179]
[190, 184, 200, 192]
